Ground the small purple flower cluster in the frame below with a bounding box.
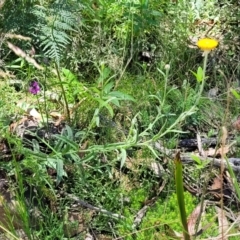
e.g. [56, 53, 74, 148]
[29, 81, 40, 95]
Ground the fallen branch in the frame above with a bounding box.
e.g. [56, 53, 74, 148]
[67, 194, 125, 219]
[154, 142, 240, 173]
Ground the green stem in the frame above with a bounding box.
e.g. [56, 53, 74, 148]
[195, 51, 209, 105]
[55, 62, 71, 123]
[225, 157, 240, 200]
[162, 66, 170, 110]
[192, 52, 210, 233]
[175, 151, 191, 240]
[36, 95, 44, 122]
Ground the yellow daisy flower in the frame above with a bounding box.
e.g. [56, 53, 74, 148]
[197, 38, 218, 51]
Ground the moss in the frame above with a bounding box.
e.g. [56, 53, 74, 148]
[117, 191, 197, 239]
[141, 192, 196, 232]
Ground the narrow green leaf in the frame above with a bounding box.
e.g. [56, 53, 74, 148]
[62, 68, 77, 82]
[120, 148, 127, 169]
[196, 67, 203, 82]
[109, 91, 135, 102]
[231, 88, 240, 100]
[225, 158, 240, 201]
[190, 67, 203, 83]
[103, 82, 114, 94]
[191, 155, 202, 165]
[174, 151, 190, 240]
[56, 159, 66, 185]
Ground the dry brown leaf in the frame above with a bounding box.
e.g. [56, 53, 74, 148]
[85, 233, 94, 240]
[210, 177, 222, 191]
[28, 108, 42, 121]
[202, 146, 230, 157]
[94, 234, 114, 240]
[50, 111, 62, 119]
[188, 204, 202, 236]
[224, 171, 234, 193]
[9, 117, 28, 133]
[5, 33, 31, 41]
[216, 145, 230, 157]
[150, 162, 164, 177]
[9, 116, 39, 138]
[78, 141, 89, 158]
[164, 224, 183, 239]
[197, 132, 204, 157]
[0, 0, 5, 9]
[221, 127, 228, 150]
[7, 41, 43, 70]
[187, 201, 207, 236]
[50, 111, 66, 126]
[203, 147, 217, 157]
[215, 206, 229, 240]
[194, 19, 215, 26]
[0, 70, 15, 79]
[233, 115, 240, 131]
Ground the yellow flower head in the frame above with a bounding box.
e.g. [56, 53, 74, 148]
[197, 38, 218, 51]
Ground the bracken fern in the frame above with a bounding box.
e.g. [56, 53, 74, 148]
[32, 2, 78, 66]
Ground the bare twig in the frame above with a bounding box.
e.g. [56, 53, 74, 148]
[67, 194, 125, 219]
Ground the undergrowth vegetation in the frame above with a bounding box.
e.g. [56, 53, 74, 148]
[0, 0, 240, 239]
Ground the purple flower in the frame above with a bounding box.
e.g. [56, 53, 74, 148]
[29, 81, 40, 95]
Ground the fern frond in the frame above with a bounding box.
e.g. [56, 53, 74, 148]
[54, 20, 75, 32]
[32, 2, 78, 66]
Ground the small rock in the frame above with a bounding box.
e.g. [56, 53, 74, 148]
[208, 86, 218, 99]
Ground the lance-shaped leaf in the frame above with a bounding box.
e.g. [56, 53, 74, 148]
[174, 151, 191, 240]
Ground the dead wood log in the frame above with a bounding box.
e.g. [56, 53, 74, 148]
[154, 141, 240, 173]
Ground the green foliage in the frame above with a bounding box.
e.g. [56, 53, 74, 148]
[0, 0, 36, 33]
[23, 125, 78, 185]
[0, 84, 19, 134]
[0, 0, 239, 239]
[143, 192, 196, 231]
[32, 2, 78, 65]
[117, 191, 197, 240]
[70, 0, 176, 77]
[61, 66, 135, 130]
